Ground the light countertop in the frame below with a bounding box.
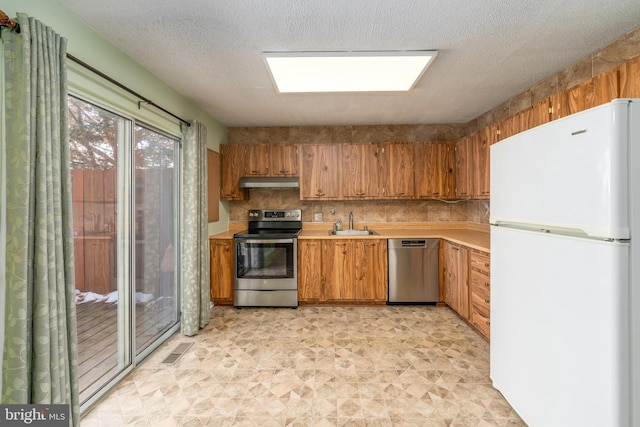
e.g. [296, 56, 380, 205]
[210, 222, 490, 252]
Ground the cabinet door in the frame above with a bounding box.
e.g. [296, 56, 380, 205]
[300, 144, 341, 200]
[210, 238, 234, 304]
[220, 144, 246, 200]
[298, 240, 323, 302]
[469, 250, 491, 339]
[354, 239, 388, 301]
[454, 136, 473, 199]
[592, 68, 620, 106]
[473, 130, 490, 199]
[341, 143, 379, 198]
[551, 71, 618, 120]
[497, 116, 514, 141]
[620, 56, 640, 98]
[415, 141, 453, 199]
[381, 143, 415, 199]
[245, 144, 270, 176]
[323, 240, 355, 300]
[443, 241, 469, 318]
[270, 144, 298, 176]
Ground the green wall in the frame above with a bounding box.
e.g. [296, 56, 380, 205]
[0, 0, 229, 232]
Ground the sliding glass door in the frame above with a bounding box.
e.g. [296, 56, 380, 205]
[133, 124, 179, 355]
[69, 95, 180, 405]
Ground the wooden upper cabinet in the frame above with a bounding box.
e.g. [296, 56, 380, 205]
[300, 144, 341, 200]
[380, 143, 415, 199]
[497, 116, 514, 141]
[270, 144, 299, 176]
[551, 67, 619, 120]
[415, 141, 453, 199]
[244, 144, 270, 176]
[341, 143, 379, 199]
[592, 68, 620, 106]
[454, 136, 474, 199]
[220, 143, 246, 200]
[620, 56, 640, 98]
[472, 130, 490, 199]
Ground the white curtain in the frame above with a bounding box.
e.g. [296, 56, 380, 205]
[180, 121, 210, 335]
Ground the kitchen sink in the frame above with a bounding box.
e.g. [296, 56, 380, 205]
[329, 229, 378, 236]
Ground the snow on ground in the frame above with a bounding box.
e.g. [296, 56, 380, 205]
[75, 289, 155, 305]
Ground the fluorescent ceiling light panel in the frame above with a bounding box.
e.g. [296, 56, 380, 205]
[263, 51, 437, 93]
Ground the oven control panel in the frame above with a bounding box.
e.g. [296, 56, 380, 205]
[248, 209, 301, 220]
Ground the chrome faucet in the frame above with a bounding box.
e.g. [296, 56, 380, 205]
[349, 211, 354, 230]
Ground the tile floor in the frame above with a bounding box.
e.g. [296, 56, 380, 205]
[81, 305, 526, 426]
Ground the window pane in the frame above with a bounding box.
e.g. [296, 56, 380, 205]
[69, 96, 131, 402]
[134, 124, 179, 354]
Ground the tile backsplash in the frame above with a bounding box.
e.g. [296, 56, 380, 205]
[228, 189, 490, 226]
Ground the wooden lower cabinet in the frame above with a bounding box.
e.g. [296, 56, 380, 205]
[469, 250, 491, 339]
[209, 238, 234, 305]
[442, 241, 469, 318]
[442, 241, 491, 340]
[298, 238, 388, 303]
[354, 240, 388, 301]
[298, 240, 324, 302]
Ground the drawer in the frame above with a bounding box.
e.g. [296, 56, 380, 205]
[470, 296, 490, 339]
[471, 284, 491, 308]
[470, 270, 490, 299]
[470, 251, 490, 275]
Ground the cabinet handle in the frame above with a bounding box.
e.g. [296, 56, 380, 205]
[484, 282, 490, 288]
[452, 246, 459, 251]
[484, 262, 490, 268]
[395, 192, 405, 196]
[486, 320, 490, 326]
[280, 170, 289, 174]
[484, 298, 490, 304]
[428, 192, 439, 195]
[364, 243, 376, 247]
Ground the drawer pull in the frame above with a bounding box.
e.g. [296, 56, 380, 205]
[484, 262, 490, 268]
[484, 298, 490, 304]
[484, 282, 490, 287]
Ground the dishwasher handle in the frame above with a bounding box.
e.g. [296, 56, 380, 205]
[400, 239, 427, 248]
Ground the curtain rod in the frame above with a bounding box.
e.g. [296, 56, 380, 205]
[0, 9, 20, 33]
[67, 53, 191, 127]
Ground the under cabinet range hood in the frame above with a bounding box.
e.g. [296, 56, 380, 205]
[238, 176, 299, 189]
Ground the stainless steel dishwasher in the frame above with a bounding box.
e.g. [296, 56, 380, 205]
[388, 239, 439, 304]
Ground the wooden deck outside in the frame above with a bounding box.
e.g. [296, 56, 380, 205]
[76, 298, 177, 402]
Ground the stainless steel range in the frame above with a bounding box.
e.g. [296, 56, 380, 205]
[233, 209, 301, 308]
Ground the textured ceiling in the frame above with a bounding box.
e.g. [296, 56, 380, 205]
[58, 0, 640, 127]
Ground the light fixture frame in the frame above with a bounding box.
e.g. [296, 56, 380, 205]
[263, 50, 438, 93]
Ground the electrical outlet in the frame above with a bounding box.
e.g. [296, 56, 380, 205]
[313, 212, 323, 222]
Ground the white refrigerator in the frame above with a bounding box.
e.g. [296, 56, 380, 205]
[490, 99, 640, 427]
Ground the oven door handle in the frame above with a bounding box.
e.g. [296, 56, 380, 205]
[241, 238, 295, 244]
